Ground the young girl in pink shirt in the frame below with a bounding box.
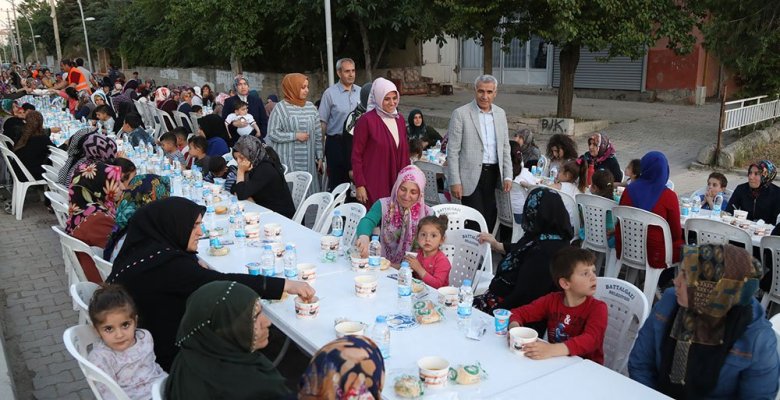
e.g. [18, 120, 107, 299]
[403, 215, 451, 288]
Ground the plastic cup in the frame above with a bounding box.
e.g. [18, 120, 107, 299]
[493, 309, 511, 335]
[246, 262, 261, 276]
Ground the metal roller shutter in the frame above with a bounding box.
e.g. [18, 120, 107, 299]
[552, 47, 645, 91]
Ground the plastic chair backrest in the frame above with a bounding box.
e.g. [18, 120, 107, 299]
[666, 180, 675, 191]
[576, 193, 617, 254]
[414, 160, 444, 206]
[432, 204, 489, 233]
[188, 112, 200, 133]
[70, 282, 100, 325]
[510, 182, 525, 243]
[52, 225, 92, 284]
[43, 173, 69, 198]
[285, 171, 313, 210]
[0, 146, 39, 183]
[0, 133, 13, 148]
[49, 146, 67, 158]
[493, 188, 513, 234]
[331, 182, 350, 209]
[292, 191, 334, 229]
[42, 164, 61, 176]
[594, 277, 649, 375]
[761, 236, 780, 311]
[691, 186, 734, 200]
[45, 191, 69, 227]
[172, 110, 190, 130]
[613, 206, 673, 270]
[91, 254, 113, 282]
[684, 218, 753, 249]
[550, 187, 580, 235]
[152, 376, 167, 400]
[319, 203, 367, 247]
[63, 325, 133, 400]
[281, 164, 289, 175]
[440, 229, 488, 288]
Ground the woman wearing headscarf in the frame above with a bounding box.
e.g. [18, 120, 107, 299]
[67, 134, 118, 186]
[200, 84, 215, 109]
[299, 335, 385, 400]
[268, 73, 323, 194]
[197, 114, 230, 157]
[406, 109, 442, 150]
[57, 128, 95, 185]
[616, 151, 683, 288]
[629, 244, 779, 399]
[103, 174, 171, 262]
[352, 77, 410, 206]
[230, 135, 296, 218]
[89, 91, 115, 121]
[73, 91, 94, 120]
[13, 110, 53, 181]
[166, 281, 290, 399]
[512, 128, 541, 167]
[581, 132, 623, 184]
[354, 165, 433, 264]
[108, 198, 314, 371]
[67, 161, 123, 283]
[222, 75, 269, 141]
[154, 87, 171, 109]
[475, 188, 574, 323]
[724, 160, 780, 224]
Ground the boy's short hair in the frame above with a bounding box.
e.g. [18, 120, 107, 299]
[233, 99, 248, 111]
[21, 103, 35, 111]
[628, 159, 641, 177]
[550, 246, 597, 289]
[170, 127, 187, 141]
[159, 132, 177, 145]
[124, 113, 142, 129]
[708, 172, 728, 189]
[209, 156, 227, 174]
[409, 138, 423, 156]
[191, 105, 203, 113]
[188, 135, 208, 151]
[94, 104, 111, 115]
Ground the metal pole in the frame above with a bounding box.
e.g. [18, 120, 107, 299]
[324, 0, 334, 86]
[715, 86, 728, 166]
[6, 11, 17, 62]
[22, 14, 37, 63]
[75, 0, 92, 72]
[10, 0, 23, 63]
[49, 0, 61, 62]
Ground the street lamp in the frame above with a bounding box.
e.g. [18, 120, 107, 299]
[76, 0, 94, 72]
[20, 13, 38, 63]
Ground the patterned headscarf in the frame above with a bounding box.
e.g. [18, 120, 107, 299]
[281, 73, 308, 107]
[154, 87, 171, 107]
[666, 244, 762, 390]
[299, 336, 385, 400]
[585, 132, 616, 164]
[57, 128, 95, 184]
[234, 135, 267, 168]
[748, 160, 777, 197]
[379, 165, 433, 263]
[66, 162, 122, 234]
[68, 134, 117, 186]
[366, 77, 399, 119]
[233, 75, 249, 92]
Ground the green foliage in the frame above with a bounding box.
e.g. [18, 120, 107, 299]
[700, 0, 780, 97]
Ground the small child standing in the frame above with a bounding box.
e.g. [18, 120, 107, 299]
[403, 215, 452, 289]
[86, 285, 167, 399]
[225, 100, 260, 137]
[507, 247, 607, 364]
[509, 141, 536, 224]
[159, 131, 185, 165]
[204, 156, 237, 192]
[700, 172, 728, 210]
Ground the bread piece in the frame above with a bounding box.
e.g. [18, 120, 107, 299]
[454, 365, 481, 385]
[215, 205, 228, 215]
[394, 375, 424, 398]
[208, 246, 229, 256]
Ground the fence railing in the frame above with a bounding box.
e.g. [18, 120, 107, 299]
[723, 95, 780, 131]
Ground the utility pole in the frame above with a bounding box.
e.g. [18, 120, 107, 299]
[49, 0, 61, 62]
[10, 0, 23, 63]
[6, 10, 17, 62]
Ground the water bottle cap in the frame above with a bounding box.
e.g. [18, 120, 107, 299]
[206, 205, 215, 213]
[334, 210, 341, 216]
[463, 279, 472, 286]
[285, 244, 294, 250]
[263, 244, 272, 250]
[375, 315, 386, 323]
[371, 235, 379, 241]
[400, 261, 409, 268]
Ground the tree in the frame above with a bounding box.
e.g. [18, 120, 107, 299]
[505, 0, 700, 117]
[700, 0, 780, 97]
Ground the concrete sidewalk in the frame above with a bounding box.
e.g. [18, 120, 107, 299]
[402, 89, 746, 194]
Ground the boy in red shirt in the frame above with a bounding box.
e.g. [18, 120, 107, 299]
[508, 246, 608, 364]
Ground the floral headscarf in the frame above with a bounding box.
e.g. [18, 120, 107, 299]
[299, 335, 385, 400]
[57, 128, 95, 185]
[154, 87, 171, 107]
[114, 174, 171, 232]
[748, 160, 777, 196]
[68, 134, 117, 186]
[233, 75, 249, 92]
[66, 162, 122, 234]
[585, 132, 616, 164]
[379, 165, 433, 263]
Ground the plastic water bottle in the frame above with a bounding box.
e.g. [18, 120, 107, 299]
[549, 166, 558, 183]
[398, 261, 413, 314]
[331, 210, 344, 237]
[204, 205, 216, 232]
[228, 195, 239, 218]
[283, 243, 298, 279]
[261, 245, 275, 276]
[712, 194, 724, 218]
[368, 235, 382, 271]
[457, 279, 474, 331]
[371, 315, 391, 359]
[234, 211, 246, 248]
[692, 196, 702, 214]
[172, 172, 182, 196]
[192, 180, 203, 204]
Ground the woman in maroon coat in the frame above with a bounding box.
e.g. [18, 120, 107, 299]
[352, 77, 410, 206]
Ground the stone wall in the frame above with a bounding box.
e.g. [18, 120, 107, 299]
[696, 121, 780, 168]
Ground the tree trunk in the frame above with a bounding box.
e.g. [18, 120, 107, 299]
[230, 53, 243, 75]
[358, 20, 373, 81]
[482, 31, 494, 75]
[556, 43, 580, 118]
[372, 36, 389, 71]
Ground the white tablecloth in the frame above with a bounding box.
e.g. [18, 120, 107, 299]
[680, 210, 774, 247]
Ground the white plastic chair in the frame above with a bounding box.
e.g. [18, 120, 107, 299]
[0, 146, 47, 220]
[63, 325, 133, 400]
[594, 277, 649, 375]
[0, 133, 13, 148]
[292, 191, 334, 230]
[43, 172, 69, 198]
[690, 187, 734, 202]
[665, 180, 675, 191]
[48, 146, 67, 158]
[41, 164, 61, 176]
[510, 182, 525, 243]
[189, 112, 200, 133]
[52, 226, 93, 299]
[50, 154, 65, 169]
[550, 188, 580, 237]
[440, 229, 491, 289]
[431, 204, 489, 233]
[319, 203, 367, 248]
[760, 236, 780, 312]
[285, 171, 313, 210]
[684, 218, 753, 249]
[492, 188, 513, 239]
[610, 206, 674, 306]
[158, 109, 175, 135]
[172, 110, 192, 131]
[152, 376, 167, 400]
[281, 164, 289, 175]
[576, 193, 618, 276]
[49, 151, 67, 164]
[414, 160, 444, 206]
[70, 282, 100, 325]
[44, 191, 69, 228]
[330, 182, 350, 209]
[92, 254, 114, 282]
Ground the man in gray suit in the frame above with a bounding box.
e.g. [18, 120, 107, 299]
[446, 74, 513, 230]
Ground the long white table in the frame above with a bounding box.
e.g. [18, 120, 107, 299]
[198, 200, 665, 399]
[680, 210, 775, 247]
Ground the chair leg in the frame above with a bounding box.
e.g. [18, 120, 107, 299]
[15, 184, 26, 220]
[605, 258, 620, 278]
[762, 293, 770, 310]
[272, 337, 291, 367]
[643, 267, 664, 306]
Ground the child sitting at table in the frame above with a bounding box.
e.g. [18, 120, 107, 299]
[549, 159, 587, 198]
[617, 159, 641, 187]
[204, 156, 237, 192]
[699, 172, 728, 210]
[403, 215, 452, 289]
[409, 138, 423, 163]
[187, 135, 210, 171]
[507, 246, 607, 364]
[581, 170, 616, 249]
[86, 285, 167, 399]
[172, 128, 189, 156]
[510, 141, 536, 224]
[93, 105, 115, 135]
[159, 131, 185, 165]
[122, 113, 154, 147]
